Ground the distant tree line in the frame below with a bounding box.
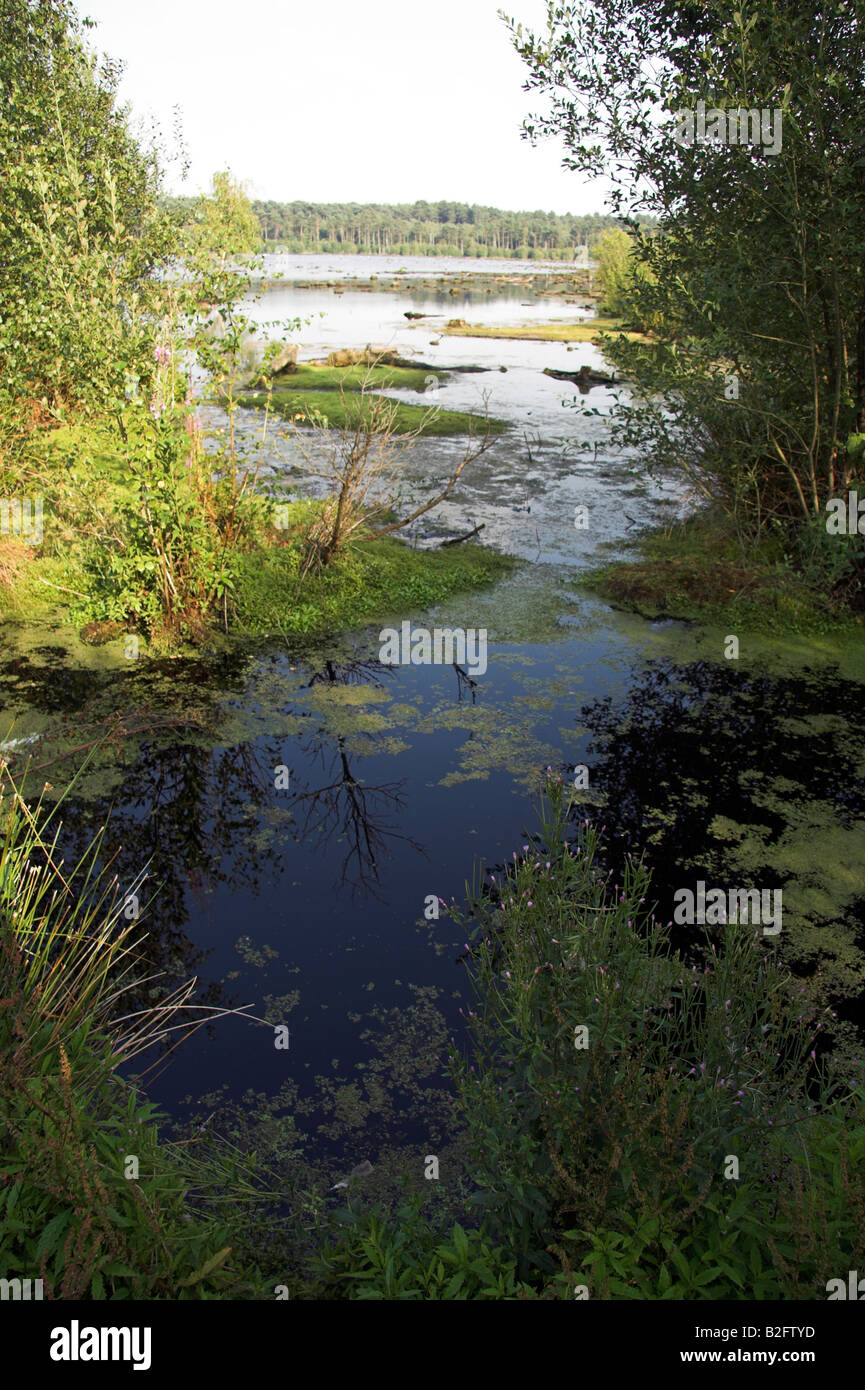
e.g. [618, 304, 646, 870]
[163, 197, 649, 259]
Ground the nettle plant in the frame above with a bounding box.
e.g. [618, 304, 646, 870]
[79, 341, 267, 640]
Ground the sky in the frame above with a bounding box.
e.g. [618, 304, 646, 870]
[77, 0, 611, 215]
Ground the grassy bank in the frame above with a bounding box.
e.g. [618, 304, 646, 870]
[2, 403, 512, 654]
[268, 362, 449, 393]
[0, 781, 259, 1299]
[443, 316, 650, 344]
[241, 388, 507, 437]
[232, 513, 516, 640]
[0, 518, 515, 654]
[580, 510, 865, 638]
[238, 359, 508, 437]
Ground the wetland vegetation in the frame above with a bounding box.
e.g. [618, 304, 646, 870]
[1, 0, 864, 1306]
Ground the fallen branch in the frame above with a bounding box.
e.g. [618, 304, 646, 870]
[439, 523, 485, 547]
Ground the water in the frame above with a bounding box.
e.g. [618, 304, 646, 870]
[2, 255, 863, 1181]
[208, 271, 687, 565]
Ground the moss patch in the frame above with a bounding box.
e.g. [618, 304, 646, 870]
[240, 389, 506, 438]
[232, 536, 516, 640]
[268, 362, 448, 393]
[237, 361, 508, 437]
[581, 511, 865, 646]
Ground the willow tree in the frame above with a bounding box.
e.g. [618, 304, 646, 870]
[187, 170, 261, 258]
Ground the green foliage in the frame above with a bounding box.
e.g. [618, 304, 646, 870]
[0, 0, 172, 431]
[231, 529, 515, 639]
[240, 385, 507, 437]
[310, 1198, 536, 1299]
[560, 1101, 865, 1299]
[0, 1025, 243, 1300]
[508, 0, 865, 538]
[441, 772, 863, 1294]
[187, 170, 260, 258]
[593, 228, 650, 317]
[582, 510, 864, 635]
[0, 776, 250, 1299]
[260, 362, 449, 394]
[790, 511, 865, 606]
[76, 401, 263, 638]
[232, 198, 651, 257]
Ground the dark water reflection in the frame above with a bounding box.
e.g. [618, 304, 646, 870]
[3, 599, 864, 1176]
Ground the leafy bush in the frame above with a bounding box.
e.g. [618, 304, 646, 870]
[78, 405, 265, 639]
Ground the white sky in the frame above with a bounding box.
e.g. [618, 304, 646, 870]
[78, 0, 611, 215]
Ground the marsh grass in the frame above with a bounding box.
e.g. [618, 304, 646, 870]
[581, 509, 864, 635]
[0, 767, 273, 1298]
[240, 386, 508, 437]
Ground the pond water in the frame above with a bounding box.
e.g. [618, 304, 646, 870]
[213, 269, 686, 565]
[2, 256, 863, 1188]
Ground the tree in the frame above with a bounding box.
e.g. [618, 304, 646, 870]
[189, 170, 260, 258]
[505, 0, 865, 535]
[0, 0, 172, 427]
[594, 229, 635, 316]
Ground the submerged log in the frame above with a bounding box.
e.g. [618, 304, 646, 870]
[389, 355, 489, 374]
[544, 365, 617, 387]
